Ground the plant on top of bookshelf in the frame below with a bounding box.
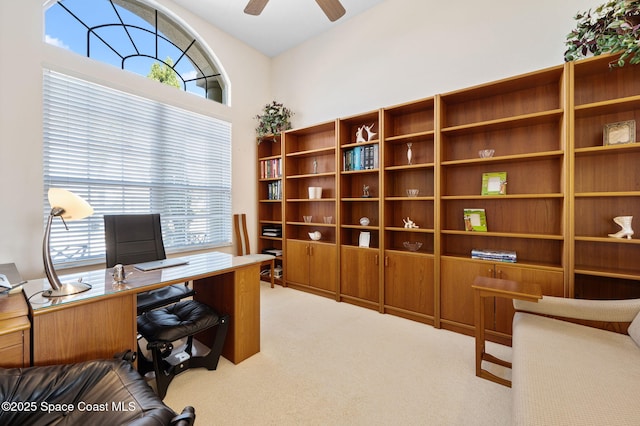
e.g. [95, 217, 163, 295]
[565, 0, 640, 67]
[254, 101, 294, 142]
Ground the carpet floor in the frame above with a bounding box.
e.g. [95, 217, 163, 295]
[163, 281, 512, 425]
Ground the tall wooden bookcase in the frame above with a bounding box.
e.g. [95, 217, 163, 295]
[282, 121, 338, 297]
[338, 110, 382, 310]
[570, 54, 640, 301]
[437, 65, 568, 342]
[263, 54, 640, 345]
[381, 98, 436, 325]
[257, 135, 284, 285]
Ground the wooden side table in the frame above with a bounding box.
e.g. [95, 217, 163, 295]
[0, 291, 31, 368]
[472, 276, 541, 387]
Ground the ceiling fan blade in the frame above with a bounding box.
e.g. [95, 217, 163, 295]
[244, 0, 269, 16]
[316, 0, 346, 22]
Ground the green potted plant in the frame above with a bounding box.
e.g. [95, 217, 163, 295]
[565, 0, 640, 67]
[254, 101, 294, 143]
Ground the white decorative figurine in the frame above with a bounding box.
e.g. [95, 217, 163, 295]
[364, 123, 377, 141]
[608, 216, 634, 239]
[356, 125, 366, 143]
[403, 217, 419, 229]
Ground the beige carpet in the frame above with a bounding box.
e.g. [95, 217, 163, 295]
[163, 282, 512, 425]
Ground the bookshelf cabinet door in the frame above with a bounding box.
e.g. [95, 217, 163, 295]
[286, 240, 310, 286]
[340, 245, 380, 304]
[440, 257, 494, 328]
[309, 242, 337, 293]
[384, 251, 434, 317]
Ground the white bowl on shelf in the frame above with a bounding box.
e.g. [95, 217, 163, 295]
[308, 231, 322, 241]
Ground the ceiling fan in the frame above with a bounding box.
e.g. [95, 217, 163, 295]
[244, 0, 346, 22]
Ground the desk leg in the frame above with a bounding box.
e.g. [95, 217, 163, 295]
[193, 264, 260, 364]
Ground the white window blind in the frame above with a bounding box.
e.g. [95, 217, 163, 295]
[43, 69, 232, 266]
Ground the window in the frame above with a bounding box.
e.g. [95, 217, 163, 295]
[45, 0, 227, 104]
[43, 70, 232, 266]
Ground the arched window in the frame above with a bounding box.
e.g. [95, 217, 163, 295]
[45, 0, 228, 104]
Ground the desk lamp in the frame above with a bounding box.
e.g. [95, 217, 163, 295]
[42, 188, 94, 297]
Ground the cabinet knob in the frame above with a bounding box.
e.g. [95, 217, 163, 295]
[374, 254, 379, 265]
[385, 256, 389, 267]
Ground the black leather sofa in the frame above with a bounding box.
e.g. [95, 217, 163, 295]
[0, 359, 194, 425]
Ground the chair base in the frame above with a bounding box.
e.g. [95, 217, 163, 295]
[138, 311, 229, 399]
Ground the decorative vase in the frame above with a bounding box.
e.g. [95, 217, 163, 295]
[407, 143, 413, 165]
[608, 216, 634, 239]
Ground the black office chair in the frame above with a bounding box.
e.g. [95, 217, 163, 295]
[104, 214, 229, 399]
[104, 214, 195, 314]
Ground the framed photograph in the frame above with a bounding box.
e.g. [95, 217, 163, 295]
[603, 120, 636, 146]
[481, 172, 507, 196]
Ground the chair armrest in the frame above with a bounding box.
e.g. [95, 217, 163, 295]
[514, 296, 640, 322]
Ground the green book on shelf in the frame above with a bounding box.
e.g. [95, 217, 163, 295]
[481, 172, 507, 195]
[464, 208, 487, 232]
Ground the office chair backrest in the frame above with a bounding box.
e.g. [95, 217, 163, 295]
[104, 214, 166, 268]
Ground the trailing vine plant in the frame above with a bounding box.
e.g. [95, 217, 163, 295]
[565, 0, 640, 67]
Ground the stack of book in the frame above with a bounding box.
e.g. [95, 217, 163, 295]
[471, 249, 517, 263]
[261, 225, 282, 238]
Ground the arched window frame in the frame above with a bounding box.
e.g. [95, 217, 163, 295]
[44, 0, 230, 105]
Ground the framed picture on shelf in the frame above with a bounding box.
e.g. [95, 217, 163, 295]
[603, 120, 636, 146]
[481, 172, 507, 195]
[463, 208, 487, 232]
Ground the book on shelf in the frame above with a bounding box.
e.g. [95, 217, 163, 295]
[481, 172, 507, 195]
[267, 181, 281, 200]
[260, 158, 282, 179]
[471, 249, 517, 263]
[343, 144, 378, 171]
[463, 208, 487, 232]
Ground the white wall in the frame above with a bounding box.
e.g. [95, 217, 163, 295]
[0, 0, 271, 278]
[272, 0, 596, 127]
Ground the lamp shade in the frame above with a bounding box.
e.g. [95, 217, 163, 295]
[48, 188, 94, 220]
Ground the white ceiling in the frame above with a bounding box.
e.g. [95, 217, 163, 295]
[170, 0, 387, 57]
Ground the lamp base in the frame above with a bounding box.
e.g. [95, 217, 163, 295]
[43, 282, 92, 298]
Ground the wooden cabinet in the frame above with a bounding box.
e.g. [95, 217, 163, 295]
[286, 239, 337, 294]
[283, 121, 338, 295]
[441, 257, 563, 343]
[571, 54, 640, 300]
[0, 292, 30, 368]
[257, 135, 284, 284]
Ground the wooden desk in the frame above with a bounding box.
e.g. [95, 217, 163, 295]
[0, 291, 31, 368]
[472, 276, 541, 387]
[23, 252, 262, 366]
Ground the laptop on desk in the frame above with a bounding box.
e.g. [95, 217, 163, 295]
[134, 258, 189, 271]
